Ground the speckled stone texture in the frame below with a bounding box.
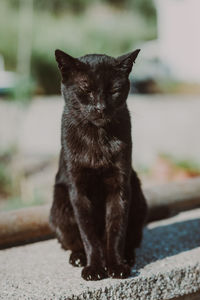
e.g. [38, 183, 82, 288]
[0, 208, 200, 300]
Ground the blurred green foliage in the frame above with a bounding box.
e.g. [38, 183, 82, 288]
[0, 0, 156, 94]
[0, 147, 45, 211]
[2, 194, 44, 211]
[0, 163, 11, 196]
[159, 153, 200, 173]
[9, 0, 94, 13]
[8, 76, 35, 103]
[8, 0, 156, 17]
[0, 148, 16, 197]
[173, 159, 200, 174]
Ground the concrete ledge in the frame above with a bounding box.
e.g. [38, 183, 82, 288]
[0, 208, 200, 300]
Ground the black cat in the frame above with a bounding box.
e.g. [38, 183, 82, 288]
[49, 49, 147, 281]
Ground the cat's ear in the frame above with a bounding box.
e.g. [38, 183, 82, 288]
[55, 49, 79, 76]
[116, 49, 140, 74]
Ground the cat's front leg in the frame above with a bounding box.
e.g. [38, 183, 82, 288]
[105, 175, 131, 279]
[69, 177, 107, 281]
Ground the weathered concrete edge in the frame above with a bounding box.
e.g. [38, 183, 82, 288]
[66, 263, 200, 300]
[174, 291, 200, 300]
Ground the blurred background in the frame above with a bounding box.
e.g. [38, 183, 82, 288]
[0, 0, 200, 211]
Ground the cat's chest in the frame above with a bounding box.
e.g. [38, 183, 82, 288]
[66, 126, 125, 169]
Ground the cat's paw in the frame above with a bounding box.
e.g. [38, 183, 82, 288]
[108, 263, 131, 279]
[124, 256, 135, 266]
[69, 251, 86, 267]
[124, 252, 135, 266]
[81, 265, 107, 281]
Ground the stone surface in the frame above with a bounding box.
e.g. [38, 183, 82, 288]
[0, 209, 200, 299]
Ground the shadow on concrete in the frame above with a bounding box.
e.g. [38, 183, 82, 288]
[132, 217, 200, 276]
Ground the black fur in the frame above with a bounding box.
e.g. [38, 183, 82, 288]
[49, 49, 147, 280]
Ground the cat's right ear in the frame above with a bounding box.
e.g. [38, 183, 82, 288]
[55, 49, 77, 76]
[116, 49, 140, 75]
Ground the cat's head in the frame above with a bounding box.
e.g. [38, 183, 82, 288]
[55, 49, 140, 127]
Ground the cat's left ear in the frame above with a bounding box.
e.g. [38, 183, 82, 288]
[116, 49, 140, 74]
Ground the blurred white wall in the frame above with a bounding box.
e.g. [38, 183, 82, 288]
[1, 96, 200, 168]
[155, 0, 200, 82]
